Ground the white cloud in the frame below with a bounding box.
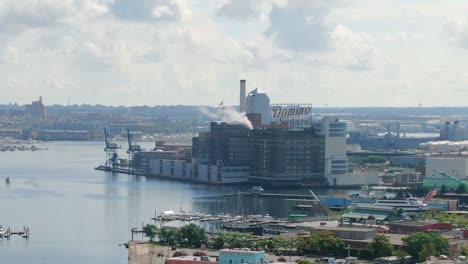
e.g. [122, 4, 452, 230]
[110, 0, 185, 21]
[330, 25, 375, 70]
[0, 0, 467, 107]
[266, 0, 334, 51]
[444, 16, 468, 49]
[0, 0, 108, 30]
[216, 0, 269, 20]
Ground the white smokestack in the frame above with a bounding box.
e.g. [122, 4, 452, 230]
[240, 80, 246, 113]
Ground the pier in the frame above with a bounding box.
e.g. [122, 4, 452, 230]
[194, 192, 320, 201]
[3, 226, 30, 240]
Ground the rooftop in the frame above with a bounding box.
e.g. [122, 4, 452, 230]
[311, 226, 378, 232]
[389, 220, 432, 227]
[167, 256, 217, 262]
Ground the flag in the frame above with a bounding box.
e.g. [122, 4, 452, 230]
[423, 185, 438, 203]
[218, 101, 224, 107]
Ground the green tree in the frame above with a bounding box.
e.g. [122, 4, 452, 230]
[142, 224, 158, 242]
[158, 228, 180, 246]
[178, 224, 207, 248]
[298, 231, 346, 257]
[460, 246, 468, 256]
[440, 185, 448, 195]
[402, 232, 449, 260]
[364, 156, 387, 164]
[394, 250, 408, 264]
[368, 234, 394, 258]
[456, 184, 467, 194]
[419, 243, 436, 262]
[209, 232, 256, 250]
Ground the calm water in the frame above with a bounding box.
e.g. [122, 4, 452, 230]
[0, 141, 355, 264]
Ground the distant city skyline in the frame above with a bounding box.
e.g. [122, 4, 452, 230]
[1, 0, 468, 107]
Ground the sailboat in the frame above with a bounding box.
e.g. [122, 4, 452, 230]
[5, 177, 10, 184]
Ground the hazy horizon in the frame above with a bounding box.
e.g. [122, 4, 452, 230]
[1, 0, 468, 107]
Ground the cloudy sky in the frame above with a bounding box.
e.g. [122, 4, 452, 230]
[1, 0, 468, 107]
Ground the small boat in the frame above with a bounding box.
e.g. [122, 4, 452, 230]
[251, 186, 264, 193]
[22, 227, 30, 238]
[0, 225, 5, 238]
[223, 221, 265, 236]
[5, 178, 10, 184]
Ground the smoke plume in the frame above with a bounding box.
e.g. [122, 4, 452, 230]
[199, 107, 253, 129]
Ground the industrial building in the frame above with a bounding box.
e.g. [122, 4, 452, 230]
[128, 79, 351, 186]
[192, 122, 326, 185]
[347, 131, 437, 150]
[423, 156, 468, 188]
[426, 156, 468, 180]
[37, 130, 90, 141]
[440, 121, 468, 141]
[246, 88, 270, 125]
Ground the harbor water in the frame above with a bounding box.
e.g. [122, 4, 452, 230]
[0, 141, 357, 264]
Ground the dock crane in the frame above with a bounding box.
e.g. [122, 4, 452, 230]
[126, 129, 142, 171]
[104, 128, 119, 168]
[433, 170, 468, 187]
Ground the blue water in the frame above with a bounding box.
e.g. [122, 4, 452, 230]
[0, 141, 354, 264]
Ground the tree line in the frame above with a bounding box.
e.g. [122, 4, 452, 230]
[142, 224, 450, 262]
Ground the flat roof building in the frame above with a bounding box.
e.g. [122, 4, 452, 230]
[192, 122, 326, 185]
[388, 220, 453, 234]
[219, 249, 265, 264]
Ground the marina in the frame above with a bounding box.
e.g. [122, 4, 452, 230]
[1, 141, 359, 264]
[1, 142, 463, 264]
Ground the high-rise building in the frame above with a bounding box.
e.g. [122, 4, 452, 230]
[312, 117, 349, 185]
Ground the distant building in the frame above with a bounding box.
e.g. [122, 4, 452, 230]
[424, 156, 468, 188]
[440, 121, 468, 141]
[25, 96, 46, 119]
[0, 129, 22, 139]
[246, 88, 270, 125]
[347, 132, 437, 150]
[37, 130, 89, 141]
[379, 168, 422, 185]
[425, 157, 468, 180]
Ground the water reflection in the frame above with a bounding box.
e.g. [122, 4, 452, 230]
[0, 141, 359, 264]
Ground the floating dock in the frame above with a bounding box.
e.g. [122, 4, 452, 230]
[3, 226, 30, 240]
[194, 192, 320, 201]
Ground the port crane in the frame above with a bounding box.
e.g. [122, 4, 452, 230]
[433, 170, 468, 187]
[127, 129, 142, 171]
[104, 128, 119, 168]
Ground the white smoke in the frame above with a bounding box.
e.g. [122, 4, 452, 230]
[199, 107, 253, 129]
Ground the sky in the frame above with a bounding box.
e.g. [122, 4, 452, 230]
[1, 0, 468, 107]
